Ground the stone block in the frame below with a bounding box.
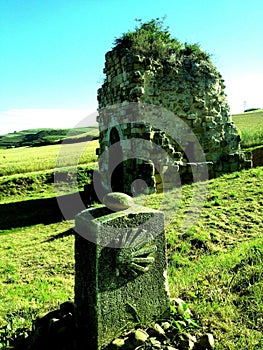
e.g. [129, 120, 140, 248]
[75, 204, 170, 350]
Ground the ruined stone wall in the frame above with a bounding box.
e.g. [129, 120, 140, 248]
[97, 46, 251, 194]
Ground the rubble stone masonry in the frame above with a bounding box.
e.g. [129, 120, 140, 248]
[97, 45, 251, 194]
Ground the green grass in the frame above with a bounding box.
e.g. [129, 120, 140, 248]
[0, 139, 99, 203]
[0, 164, 97, 203]
[0, 221, 75, 347]
[127, 167, 263, 348]
[0, 110, 261, 178]
[0, 114, 263, 348]
[232, 109, 263, 148]
[1, 167, 263, 349]
[0, 140, 99, 177]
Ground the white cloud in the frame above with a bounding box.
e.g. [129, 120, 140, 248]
[0, 108, 98, 135]
[225, 73, 263, 114]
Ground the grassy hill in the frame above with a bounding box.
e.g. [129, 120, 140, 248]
[0, 140, 99, 203]
[0, 126, 99, 149]
[232, 108, 263, 127]
[0, 109, 263, 202]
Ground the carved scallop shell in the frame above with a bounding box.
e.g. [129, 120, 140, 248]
[116, 228, 157, 278]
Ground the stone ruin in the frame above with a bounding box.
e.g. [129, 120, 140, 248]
[73, 24, 252, 349]
[96, 29, 251, 195]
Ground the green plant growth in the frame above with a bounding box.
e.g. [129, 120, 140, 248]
[114, 17, 210, 61]
[0, 139, 99, 203]
[0, 222, 74, 349]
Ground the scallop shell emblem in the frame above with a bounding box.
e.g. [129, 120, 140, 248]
[116, 228, 157, 278]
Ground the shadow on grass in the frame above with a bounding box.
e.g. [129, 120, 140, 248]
[0, 192, 88, 230]
[45, 228, 75, 242]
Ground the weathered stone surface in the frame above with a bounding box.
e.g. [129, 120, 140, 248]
[96, 42, 251, 194]
[103, 192, 135, 211]
[74, 204, 170, 349]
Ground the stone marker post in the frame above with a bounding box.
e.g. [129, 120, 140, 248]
[74, 193, 170, 349]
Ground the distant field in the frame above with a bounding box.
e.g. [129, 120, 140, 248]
[232, 109, 263, 148]
[0, 140, 99, 177]
[1, 111, 262, 176]
[232, 109, 263, 130]
[0, 126, 99, 148]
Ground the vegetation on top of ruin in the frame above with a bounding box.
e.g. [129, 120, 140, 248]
[114, 17, 211, 62]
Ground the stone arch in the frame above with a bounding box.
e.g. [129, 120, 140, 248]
[106, 124, 124, 147]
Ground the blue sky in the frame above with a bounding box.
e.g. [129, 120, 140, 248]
[1, 0, 262, 134]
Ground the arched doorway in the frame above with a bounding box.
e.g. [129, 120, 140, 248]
[109, 127, 124, 192]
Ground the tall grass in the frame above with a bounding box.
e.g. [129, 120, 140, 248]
[0, 221, 74, 346]
[240, 128, 263, 148]
[0, 110, 263, 349]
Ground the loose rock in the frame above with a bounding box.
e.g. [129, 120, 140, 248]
[103, 192, 135, 211]
[178, 338, 195, 350]
[111, 338, 126, 348]
[133, 328, 149, 345]
[197, 333, 215, 349]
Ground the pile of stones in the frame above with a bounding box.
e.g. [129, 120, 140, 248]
[11, 299, 214, 350]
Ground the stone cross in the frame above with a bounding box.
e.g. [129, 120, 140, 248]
[74, 192, 170, 349]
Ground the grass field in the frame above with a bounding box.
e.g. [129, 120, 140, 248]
[0, 111, 263, 349]
[0, 109, 262, 178]
[232, 109, 263, 148]
[0, 139, 99, 203]
[0, 140, 99, 177]
[0, 167, 262, 349]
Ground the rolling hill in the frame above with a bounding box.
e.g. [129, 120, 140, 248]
[0, 126, 99, 148]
